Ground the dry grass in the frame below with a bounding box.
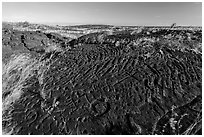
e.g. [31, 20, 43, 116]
[2, 53, 47, 134]
[2, 43, 63, 110]
[3, 54, 36, 108]
[45, 43, 63, 53]
[2, 44, 60, 134]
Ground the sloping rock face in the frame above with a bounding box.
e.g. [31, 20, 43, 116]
[68, 29, 201, 50]
[3, 44, 201, 134]
[2, 28, 71, 63]
[2, 29, 202, 135]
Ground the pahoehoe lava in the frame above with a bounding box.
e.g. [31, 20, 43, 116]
[2, 24, 202, 135]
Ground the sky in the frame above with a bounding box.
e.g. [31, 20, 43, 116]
[2, 2, 202, 26]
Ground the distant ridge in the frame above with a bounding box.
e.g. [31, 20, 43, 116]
[2, 21, 202, 28]
[68, 24, 114, 28]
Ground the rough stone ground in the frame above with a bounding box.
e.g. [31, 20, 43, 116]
[2, 26, 202, 135]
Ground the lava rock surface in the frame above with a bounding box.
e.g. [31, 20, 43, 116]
[2, 28, 202, 135]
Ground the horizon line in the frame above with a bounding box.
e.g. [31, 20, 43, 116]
[2, 21, 202, 27]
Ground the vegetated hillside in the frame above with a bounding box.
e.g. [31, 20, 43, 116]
[2, 26, 202, 135]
